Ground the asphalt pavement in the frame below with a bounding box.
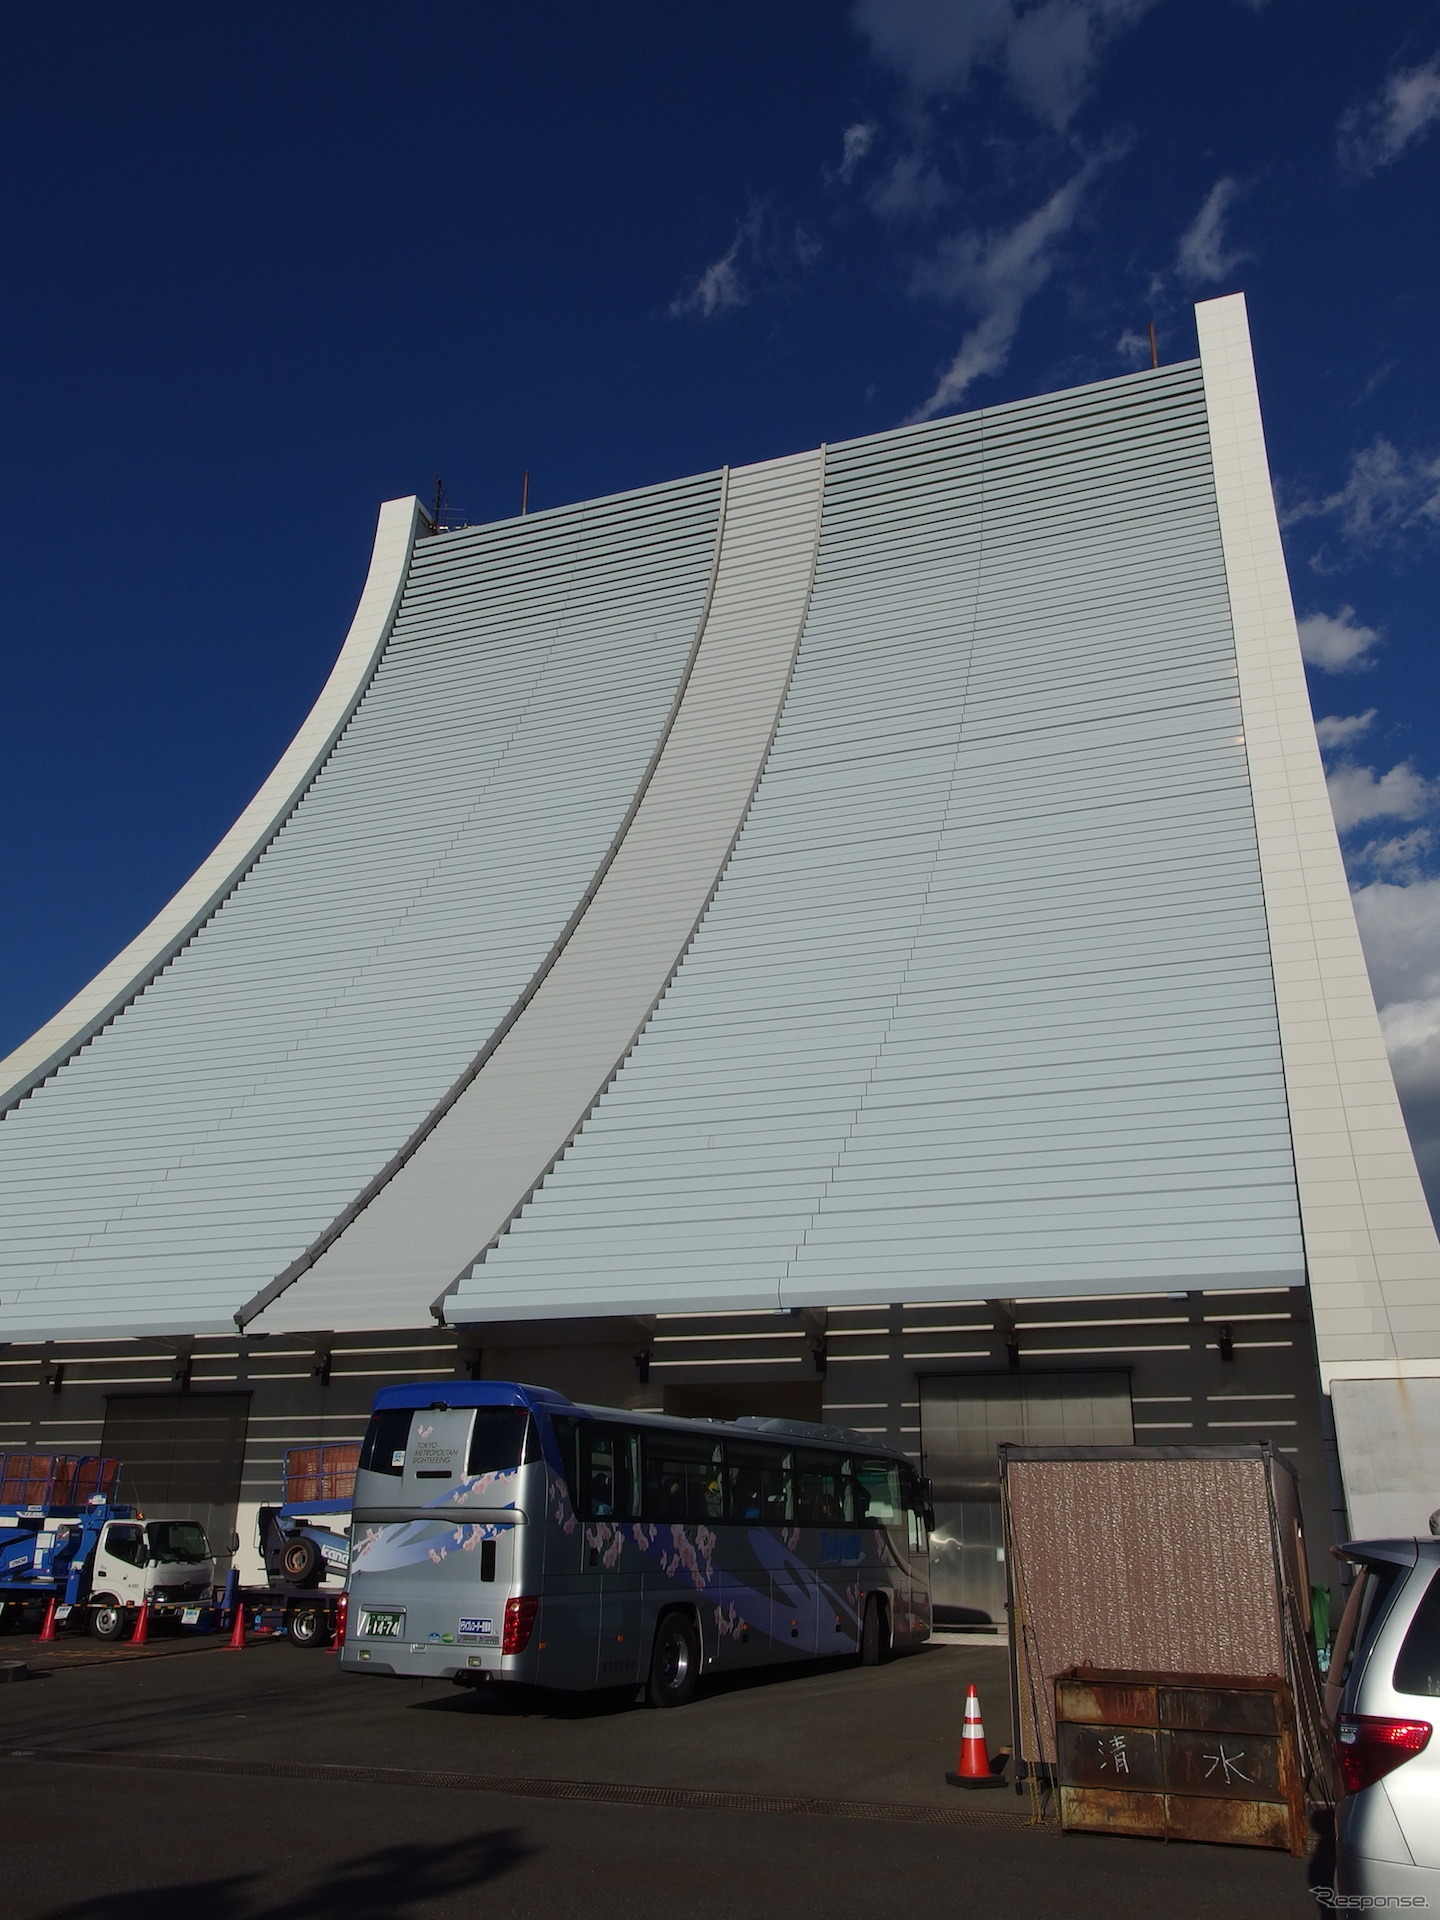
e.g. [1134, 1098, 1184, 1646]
[0, 1632, 1325, 1919]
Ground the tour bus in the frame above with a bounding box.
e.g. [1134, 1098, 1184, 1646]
[342, 1380, 933, 1705]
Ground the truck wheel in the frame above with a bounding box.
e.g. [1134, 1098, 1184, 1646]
[647, 1611, 700, 1708]
[286, 1604, 332, 1648]
[860, 1595, 886, 1667]
[280, 1538, 324, 1587]
[90, 1599, 130, 1641]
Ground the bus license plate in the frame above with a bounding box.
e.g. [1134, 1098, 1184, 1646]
[181, 1607, 201, 1625]
[359, 1609, 405, 1639]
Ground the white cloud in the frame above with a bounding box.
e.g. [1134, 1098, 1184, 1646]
[1327, 760, 1435, 833]
[1339, 55, 1440, 175]
[1116, 326, 1153, 367]
[1314, 709, 1377, 749]
[1353, 827, 1434, 881]
[669, 229, 750, 319]
[853, 0, 1161, 128]
[867, 151, 950, 220]
[1284, 438, 1440, 553]
[1297, 605, 1382, 672]
[837, 121, 878, 183]
[1176, 177, 1248, 284]
[907, 156, 1106, 419]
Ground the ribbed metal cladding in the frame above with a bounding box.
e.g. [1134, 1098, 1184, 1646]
[0, 474, 723, 1337]
[465, 363, 1304, 1318]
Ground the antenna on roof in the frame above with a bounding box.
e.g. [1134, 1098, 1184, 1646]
[430, 474, 448, 531]
[521, 470, 530, 516]
[1148, 323, 1159, 370]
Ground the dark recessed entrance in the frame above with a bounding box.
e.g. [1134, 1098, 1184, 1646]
[662, 1382, 824, 1423]
[100, 1393, 251, 1554]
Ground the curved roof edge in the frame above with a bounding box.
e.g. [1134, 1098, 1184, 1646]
[0, 494, 425, 1115]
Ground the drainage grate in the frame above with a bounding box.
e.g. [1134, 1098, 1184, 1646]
[7, 1746, 1053, 1832]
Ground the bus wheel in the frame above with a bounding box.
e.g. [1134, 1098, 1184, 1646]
[647, 1611, 699, 1708]
[860, 1595, 885, 1667]
[286, 1604, 332, 1648]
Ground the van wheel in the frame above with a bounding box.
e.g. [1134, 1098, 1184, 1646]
[860, 1595, 885, 1667]
[286, 1604, 332, 1648]
[90, 1599, 129, 1641]
[647, 1612, 699, 1708]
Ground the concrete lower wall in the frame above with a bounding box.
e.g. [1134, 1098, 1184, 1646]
[0, 1287, 1337, 1603]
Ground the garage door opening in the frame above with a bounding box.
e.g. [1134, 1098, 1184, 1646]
[920, 1372, 1132, 1628]
[100, 1393, 251, 1558]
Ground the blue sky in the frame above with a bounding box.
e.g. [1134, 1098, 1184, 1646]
[4, 1, 1440, 1201]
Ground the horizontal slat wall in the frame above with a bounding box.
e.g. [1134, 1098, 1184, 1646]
[278, 452, 822, 1331]
[475, 364, 1304, 1314]
[0, 475, 723, 1336]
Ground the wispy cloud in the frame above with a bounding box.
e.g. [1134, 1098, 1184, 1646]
[669, 224, 753, 319]
[1339, 54, 1440, 175]
[907, 156, 1107, 420]
[1298, 606, 1382, 672]
[668, 211, 818, 320]
[853, 0, 1161, 129]
[1284, 438, 1440, 556]
[1327, 760, 1435, 833]
[836, 121, 877, 184]
[867, 151, 950, 221]
[1176, 177, 1248, 284]
[1315, 709, 1377, 748]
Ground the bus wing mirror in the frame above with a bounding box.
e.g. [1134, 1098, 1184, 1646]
[920, 1477, 936, 1530]
[229, 1532, 241, 1554]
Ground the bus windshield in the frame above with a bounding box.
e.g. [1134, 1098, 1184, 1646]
[357, 1405, 535, 1478]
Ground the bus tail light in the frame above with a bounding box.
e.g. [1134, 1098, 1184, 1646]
[1335, 1715, 1432, 1794]
[503, 1596, 539, 1655]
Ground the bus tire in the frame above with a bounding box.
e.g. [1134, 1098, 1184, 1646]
[647, 1610, 700, 1708]
[90, 1598, 129, 1641]
[860, 1594, 886, 1667]
[286, 1603, 332, 1648]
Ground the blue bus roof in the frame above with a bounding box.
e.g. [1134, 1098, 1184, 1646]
[370, 1380, 579, 1414]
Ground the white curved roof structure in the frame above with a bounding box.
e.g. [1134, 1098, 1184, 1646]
[3, 295, 1438, 1528]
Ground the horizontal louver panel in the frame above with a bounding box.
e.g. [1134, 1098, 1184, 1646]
[468, 364, 1303, 1315]
[0, 475, 723, 1335]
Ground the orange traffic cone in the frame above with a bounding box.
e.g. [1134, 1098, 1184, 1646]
[37, 1596, 59, 1643]
[226, 1603, 247, 1650]
[131, 1599, 150, 1646]
[947, 1682, 1005, 1789]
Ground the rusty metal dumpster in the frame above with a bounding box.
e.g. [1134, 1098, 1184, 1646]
[1054, 1667, 1309, 1852]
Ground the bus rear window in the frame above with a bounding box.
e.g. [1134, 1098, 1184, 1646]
[359, 1408, 413, 1477]
[467, 1409, 536, 1476]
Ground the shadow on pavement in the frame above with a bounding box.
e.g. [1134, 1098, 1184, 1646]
[28, 1829, 534, 1920]
[411, 1645, 945, 1719]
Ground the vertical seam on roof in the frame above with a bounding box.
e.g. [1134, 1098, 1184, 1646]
[443, 448, 830, 1319]
[236, 469, 733, 1330]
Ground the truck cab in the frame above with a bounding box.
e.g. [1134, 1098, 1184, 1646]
[86, 1518, 216, 1639]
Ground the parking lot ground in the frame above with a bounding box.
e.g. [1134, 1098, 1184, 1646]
[1, 1637, 1324, 1919]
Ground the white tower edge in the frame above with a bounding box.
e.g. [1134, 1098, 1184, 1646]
[0, 496, 424, 1113]
[1198, 293, 1440, 1533]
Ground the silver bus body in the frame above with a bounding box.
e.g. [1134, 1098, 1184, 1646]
[342, 1381, 930, 1692]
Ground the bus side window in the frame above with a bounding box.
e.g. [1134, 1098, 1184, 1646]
[724, 1443, 791, 1524]
[643, 1436, 723, 1523]
[794, 1450, 846, 1525]
[856, 1459, 902, 1526]
[581, 1426, 639, 1520]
